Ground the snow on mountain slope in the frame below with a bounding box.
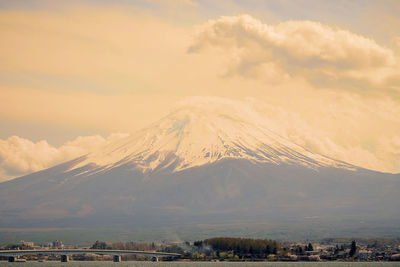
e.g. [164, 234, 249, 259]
[73, 97, 356, 174]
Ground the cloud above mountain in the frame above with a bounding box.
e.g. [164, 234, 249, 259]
[189, 15, 400, 91]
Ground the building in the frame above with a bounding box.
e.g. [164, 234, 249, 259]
[48, 240, 64, 249]
[19, 240, 34, 248]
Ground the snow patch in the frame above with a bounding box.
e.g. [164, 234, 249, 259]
[73, 97, 356, 173]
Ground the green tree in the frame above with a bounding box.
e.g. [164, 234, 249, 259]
[193, 240, 203, 247]
[334, 245, 339, 254]
[349, 240, 357, 257]
[306, 243, 314, 251]
[296, 246, 303, 254]
[91, 240, 108, 249]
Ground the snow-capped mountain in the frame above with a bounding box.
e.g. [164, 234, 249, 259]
[73, 97, 354, 175]
[0, 97, 399, 239]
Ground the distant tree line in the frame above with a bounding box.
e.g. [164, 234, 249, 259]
[292, 242, 314, 254]
[199, 237, 279, 257]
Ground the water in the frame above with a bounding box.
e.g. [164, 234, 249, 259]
[1, 262, 399, 267]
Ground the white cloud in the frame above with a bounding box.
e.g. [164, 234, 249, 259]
[189, 14, 400, 91]
[0, 133, 129, 182]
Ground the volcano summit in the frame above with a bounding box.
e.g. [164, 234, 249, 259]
[73, 97, 355, 175]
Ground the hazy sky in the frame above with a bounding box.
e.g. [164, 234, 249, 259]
[1, 0, 400, 180]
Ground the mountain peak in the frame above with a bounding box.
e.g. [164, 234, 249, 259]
[73, 97, 356, 174]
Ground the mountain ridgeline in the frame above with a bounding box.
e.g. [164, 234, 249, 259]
[0, 98, 399, 238]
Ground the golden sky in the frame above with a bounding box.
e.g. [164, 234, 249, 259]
[1, 0, 400, 180]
